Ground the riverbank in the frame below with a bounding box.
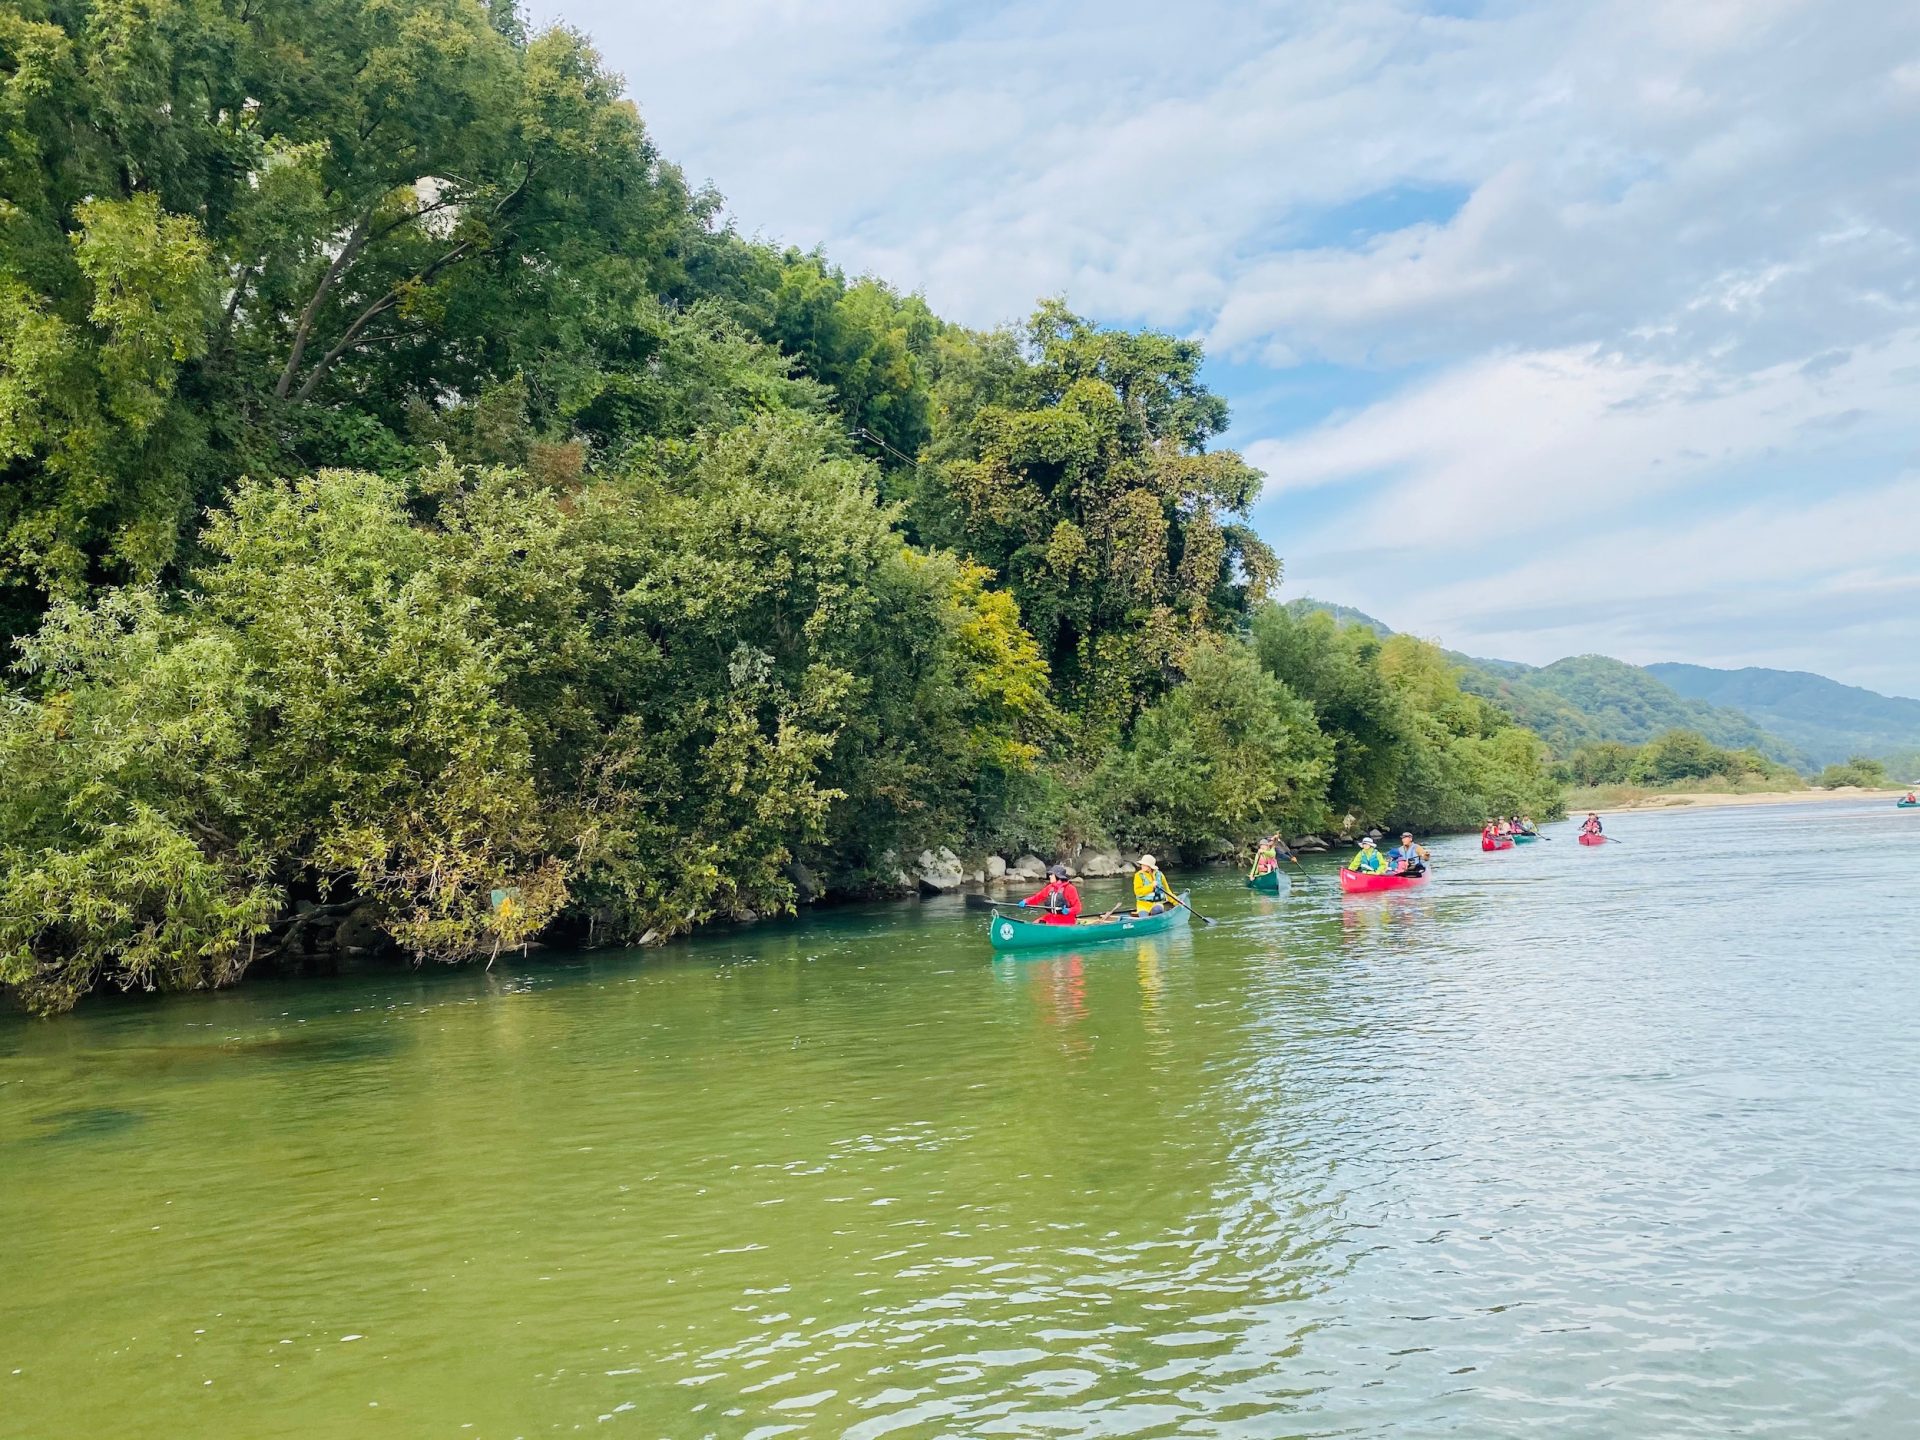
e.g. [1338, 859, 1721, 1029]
[1565, 783, 1912, 814]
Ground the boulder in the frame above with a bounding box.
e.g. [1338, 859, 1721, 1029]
[915, 846, 966, 893]
[1078, 850, 1125, 878]
[1290, 835, 1329, 852]
[1013, 853, 1048, 881]
[335, 905, 386, 952]
[877, 850, 915, 893]
[985, 855, 1008, 881]
[786, 860, 821, 902]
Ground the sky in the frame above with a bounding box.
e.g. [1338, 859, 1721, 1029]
[536, 0, 1920, 697]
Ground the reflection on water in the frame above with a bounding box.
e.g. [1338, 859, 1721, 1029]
[3, 801, 1918, 1437]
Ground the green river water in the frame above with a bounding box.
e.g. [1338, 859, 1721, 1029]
[4, 800, 1918, 1438]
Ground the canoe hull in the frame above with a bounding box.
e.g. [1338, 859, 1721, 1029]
[1245, 869, 1282, 893]
[1899, 801, 1918, 808]
[1339, 869, 1428, 894]
[1511, 833, 1538, 843]
[1481, 837, 1514, 851]
[989, 893, 1192, 952]
[1578, 833, 1607, 846]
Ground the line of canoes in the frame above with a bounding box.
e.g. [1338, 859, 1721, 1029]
[990, 814, 1634, 951]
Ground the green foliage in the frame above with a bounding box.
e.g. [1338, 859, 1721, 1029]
[0, 0, 704, 620]
[1252, 606, 1412, 821]
[1373, 633, 1562, 830]
[1093, 640, 1331, 854]
[1815, 756, 1890, 789]
[1560, 729, 1799, 790]
[908, 301, 1276, 736]
[767, 255, 938, 462]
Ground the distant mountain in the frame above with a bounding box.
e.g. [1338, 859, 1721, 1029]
[1646, 664, 1920, 768]
[1452, 654, 1806, 766]
[1287, 598, 1809, 767]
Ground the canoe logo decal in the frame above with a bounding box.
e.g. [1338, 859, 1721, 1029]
[997, 921, 1014, 940]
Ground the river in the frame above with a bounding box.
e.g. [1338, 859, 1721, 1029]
[4, 800, 1918, 1438]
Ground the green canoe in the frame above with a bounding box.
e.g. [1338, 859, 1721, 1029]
[1511, 833, 1539, 843]
[1245, 869, 1283, 893]
[989, 894, 1192, 952]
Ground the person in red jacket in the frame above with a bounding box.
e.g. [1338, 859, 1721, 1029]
[1019, 865, 1081, 925]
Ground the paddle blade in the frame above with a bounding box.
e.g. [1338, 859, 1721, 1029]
[964, 893, 1016, 910]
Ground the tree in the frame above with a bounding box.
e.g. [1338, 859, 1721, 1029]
[909, 303, 1277, 737]
[0, 1, 711, 631]
[1251, 604, 1412, 822]
[1093, 640, 1331, 854]
[1815, 756, 1889, 789]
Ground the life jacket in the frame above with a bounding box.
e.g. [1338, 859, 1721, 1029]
[1133, 868, 1170, 912]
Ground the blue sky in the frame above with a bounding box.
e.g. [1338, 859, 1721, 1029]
[539, 0, 1920, 696]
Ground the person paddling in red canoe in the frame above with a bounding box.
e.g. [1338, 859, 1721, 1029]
[1580, 812, 1604, 837]
[1388, 831, 1429, 877]
[1018, 865, 1081, 925]
[1347, 838, 1389, 875]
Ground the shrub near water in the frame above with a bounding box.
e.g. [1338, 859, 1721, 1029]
[0, 424, 1061, 1010]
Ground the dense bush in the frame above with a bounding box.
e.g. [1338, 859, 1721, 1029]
[1558, 729, 1801, 790]
[1815, 756, 1890, 789]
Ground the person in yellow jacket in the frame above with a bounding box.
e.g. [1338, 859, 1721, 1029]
[1347, 838, 1388, 874]
[1133, 854, 1177, 915]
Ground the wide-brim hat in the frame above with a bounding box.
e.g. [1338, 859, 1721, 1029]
[1138, 853, 1157, 868]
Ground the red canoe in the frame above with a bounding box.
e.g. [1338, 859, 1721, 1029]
[1339, 868, 1429, 894]
[1578, 832, 1607, 846]
[1481, 836, 1514, 851]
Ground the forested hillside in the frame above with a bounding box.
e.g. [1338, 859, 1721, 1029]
[1456, 656, 1805, 766]
[0, 0, 1559, 1012]
[1647, 665, 1920, 768]
[1292, 604, 1801, 761]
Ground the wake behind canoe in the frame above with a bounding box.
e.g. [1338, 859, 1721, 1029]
[989, 894, 1192, 952]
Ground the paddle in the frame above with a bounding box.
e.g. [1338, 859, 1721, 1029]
[1166, 890, 1218, 927]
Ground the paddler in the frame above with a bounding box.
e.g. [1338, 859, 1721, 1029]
[1580, 812, 1604, 836]
[1018, 865, 1081, 926]
[1133, 854, 1176, 915]
[1249, 837, 1277, 879]
[1347, 837, 1388, 874]
[1388, 831, 1428, 876]
[1248, 835, 1292, 879]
